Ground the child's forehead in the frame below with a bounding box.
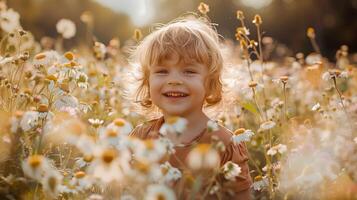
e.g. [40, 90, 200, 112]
[154, 55, 205, 68]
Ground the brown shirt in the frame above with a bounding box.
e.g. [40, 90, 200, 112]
[129, 116, 253, 199]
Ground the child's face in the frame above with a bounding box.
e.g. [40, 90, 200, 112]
[149, 55, 208, 117]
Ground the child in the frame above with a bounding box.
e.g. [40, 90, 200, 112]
[129, 15, 252, 199]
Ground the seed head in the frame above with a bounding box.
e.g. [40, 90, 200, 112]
[248, 81, 258, 88]
[307, 27, 315, 38]
[236, 10, 244, 20]
[198, 2, 210, 15]
[253, 15, 262, 25]
[133, 29, 142, 42]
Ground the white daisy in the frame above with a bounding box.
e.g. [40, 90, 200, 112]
[69, 171, 93, 191]
[22, 155, 50, 181]
[232, 128, 255, 143]
[221, 161, 241, 181]
[311, 103, 321, 111]
[207, 120, 219, 132]
[259, 120, 276, 131]
[187, 144, 220, 170]
[0, 8, 21, 32]
[88, 118, 104, 128]
[252, 176, 269, 191]
[159, 116, 187, 136]
[41, 168, 63, 198]
[159, 162, 182, 183]
[145, 184, 176, 200]
[87, 148, 124, 184]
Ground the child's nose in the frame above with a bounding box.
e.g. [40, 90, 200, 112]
[167, 71, 183, 86]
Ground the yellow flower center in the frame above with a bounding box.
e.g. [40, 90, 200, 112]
[166, 116, 179, 125]
[75, 171, 86, 179]
[254, 175, 263, 181]
[102, 149, 116, 164]
[38, 104, 49, 112]
[114, 118, 125, 127]
[144, 140, 154, 150]
[83, 154, 94, 163]
[157, 194, 166, 200]
[46, 75, 57, 82]
[60, 83, 69, 93]
[34, 53, 46, 60]
[196, 144, 211, 153]
[64, 51, 75, 61]
[28, 155, 43, 168]
[106, 129, 118, 137]
[234, 128, 246, 135]
[134, 161, 150, 174]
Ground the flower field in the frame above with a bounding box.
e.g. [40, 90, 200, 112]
[0, 1, 356, 200]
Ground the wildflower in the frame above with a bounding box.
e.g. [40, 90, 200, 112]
[259, 120, 276, 131]
[236, 10, 244, 20]
[145, 184, 176, 200]
[207, 120, 219, 132]
[20, 111, 40, 131]
[252, 14, 262, 25]
[187, 144, 220, 170]
[41, 168, 63, 198]
[159, 116, 187, 136]
[267, 144, 287, 156]
[198, 2, 210, 15]
[307, 27, 315, 39]
[87, 148, 124, 183]
[311, 102, 321, 111]
[69, 171, 93, 191]
[80, 11, 93, 25]
[53, 95, 79, 110]
[280, 76, 289, 83]
[0, 8, 21, 32]
[232, 128, 255, 143]
[305, 53, 322, 65]
[88, 118, 104, 128]
[33, 50, 60, 66]
[75, 72, 89, 89]
[252, 175, 269, 191]
[22, 155, 50, 181]
[120, 194, 136, 200]
[87, 194, 104, 200]
[236, 27, 250, 36]
[209, 183, 220, 195]
[104, 118, 133, 137]
[64, 51, 75, 61]
[56, 19, 76, 39]
[37, 104, 50, 119]
[221, 161, 241, 181]
[133, 139, 167, 163]
[159, 162, 182, 183]
[93, 42, 106, 59]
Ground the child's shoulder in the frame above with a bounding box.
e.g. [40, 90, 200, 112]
[130, 117, 163, 139]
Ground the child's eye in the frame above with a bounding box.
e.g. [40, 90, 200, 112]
[184, 70, 197, 74]
[155, 70, 168, 74]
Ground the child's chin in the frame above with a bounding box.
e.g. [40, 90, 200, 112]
[163, 108, 188, 117]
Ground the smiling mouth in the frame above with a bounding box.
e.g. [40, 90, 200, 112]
[163, 92, 189, 98]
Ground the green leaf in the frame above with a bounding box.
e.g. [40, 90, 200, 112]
[241, 101, 259, 115]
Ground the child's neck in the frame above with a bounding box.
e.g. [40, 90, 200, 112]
[163, 111, 210, 144]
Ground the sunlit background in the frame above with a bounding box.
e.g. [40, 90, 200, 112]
[8, 0, 357, 59]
